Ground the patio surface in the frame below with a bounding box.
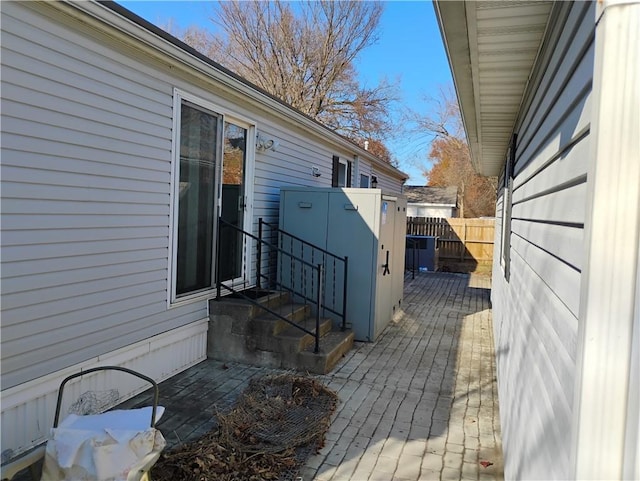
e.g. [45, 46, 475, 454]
[126, 271, 503, 481]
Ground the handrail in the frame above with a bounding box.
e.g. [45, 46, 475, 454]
[215, 217, 349, 353]
[259, 218, 348, 331]
[217, 281, 318, 339]
[407, 237, 418, 280]
[260, 219, 345, 261]
[217, 218, 332, 353]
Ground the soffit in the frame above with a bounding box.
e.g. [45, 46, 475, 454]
[435, 1, 553, 176]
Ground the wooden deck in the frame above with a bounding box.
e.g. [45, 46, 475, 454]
[118, 358, 285, 450]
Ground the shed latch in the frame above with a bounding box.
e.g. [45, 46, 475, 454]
[382, 250, 390, 276]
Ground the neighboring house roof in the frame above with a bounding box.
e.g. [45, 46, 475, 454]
[86, 1, 408, 183]
[403, 186, 458, 206]
[433, 1, 554, 176]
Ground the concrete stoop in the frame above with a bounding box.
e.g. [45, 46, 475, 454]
[207, 291, 354, 374]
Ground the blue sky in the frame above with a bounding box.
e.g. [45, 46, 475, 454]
[118, 1, 453, 184]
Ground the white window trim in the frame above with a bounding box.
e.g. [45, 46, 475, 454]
[500, 134, 516, 281]
[337, 158, 348, 187]
[167, 88, 257, 307]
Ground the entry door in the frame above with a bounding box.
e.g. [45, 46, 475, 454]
[374, 198, 396, 339]
[218, 120, 254, 284]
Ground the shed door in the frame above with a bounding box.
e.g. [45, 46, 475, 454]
[374, 199, 396, 339]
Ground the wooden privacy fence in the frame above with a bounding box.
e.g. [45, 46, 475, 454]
[407, 217, 495, 266]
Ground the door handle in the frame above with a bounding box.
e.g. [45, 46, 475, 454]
[382, 250, 390, 276]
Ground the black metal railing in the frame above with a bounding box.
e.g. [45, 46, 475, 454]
[215, 218, 348, 353]
[407, 236, 419, 280]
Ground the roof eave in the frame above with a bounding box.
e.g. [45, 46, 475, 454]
[433, 1, 553, 178]
[433, 1, 483, 174]
[55, 1, 408, 181]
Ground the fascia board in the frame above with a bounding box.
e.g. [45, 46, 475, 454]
[433, 0, 483, 174]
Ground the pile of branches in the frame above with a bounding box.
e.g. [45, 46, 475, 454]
[152, 374, 338, 481]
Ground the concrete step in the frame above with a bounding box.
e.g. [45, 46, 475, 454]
[208, 291, 353, 374]
[297, 329, 355, 374]
[252, 303, 310, 336]
[276, 317, 334, 354]
[208, 289, 290, 320]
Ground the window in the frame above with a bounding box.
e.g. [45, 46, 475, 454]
[501, 134, 516, 281]
[169, 90, 256, 303]
[174, 99, 222, 297]
[360, 173, 370, 188]
[332, 155, 352, 187]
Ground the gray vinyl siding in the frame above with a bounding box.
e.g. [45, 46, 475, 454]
[1, 2, 404, 389]
[0, 2, 203, 390]
[491, 2, 594, 480]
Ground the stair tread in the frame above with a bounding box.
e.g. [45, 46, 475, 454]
[277, 317, 333, 339]
[253, 303, 308, 321]
[300, 329, 354, 355]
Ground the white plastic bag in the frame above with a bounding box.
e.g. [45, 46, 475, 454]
[40, 407, 165, 481]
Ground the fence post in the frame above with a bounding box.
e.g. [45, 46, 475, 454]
[460, 221, 467, 262]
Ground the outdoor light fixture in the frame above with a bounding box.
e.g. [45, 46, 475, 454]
[371, 176, 378, 188]
[256, 132, 279, 152]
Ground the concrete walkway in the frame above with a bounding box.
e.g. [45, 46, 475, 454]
[118, 271, 502, 481]
[302, 272, 502, 481]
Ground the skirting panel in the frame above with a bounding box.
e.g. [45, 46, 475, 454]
[0, 319, 208, 461]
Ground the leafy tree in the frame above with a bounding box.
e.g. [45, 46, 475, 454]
[417, 88, 497, 217]
[176, 1, 398, 158]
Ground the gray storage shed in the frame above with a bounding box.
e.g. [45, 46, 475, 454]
[279, 187, 407, 342]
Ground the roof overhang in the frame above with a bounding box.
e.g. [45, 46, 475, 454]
[434, 1, 553, 176]
[46, 1, 408, 182]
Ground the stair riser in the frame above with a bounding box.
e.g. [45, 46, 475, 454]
[297, 331, 355, 374]
[277, 318, 333, 352]
[207, 291, 291, 319]
[207, 294, 353, 374]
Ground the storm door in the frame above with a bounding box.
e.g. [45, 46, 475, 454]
[218, 120, 253, 284]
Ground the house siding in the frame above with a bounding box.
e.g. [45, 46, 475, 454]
[0, 2, 207, 391]
[1, 2, 405, 457]
[491, 2, 595, 479]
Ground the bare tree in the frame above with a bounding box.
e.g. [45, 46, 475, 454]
[178, 1, 398, 153]
[415, 87, 497, 218]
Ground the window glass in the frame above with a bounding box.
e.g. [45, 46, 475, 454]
[176, 101, 221, 296]
[360, 174, 370, 188]
[219, 122, 247, 282]
[332, 156, 351, 187]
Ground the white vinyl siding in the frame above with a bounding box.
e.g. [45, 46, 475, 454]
[0, 3, 206, 390]
[491, 2, 594, 480]
[1, 1, 405, 394]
